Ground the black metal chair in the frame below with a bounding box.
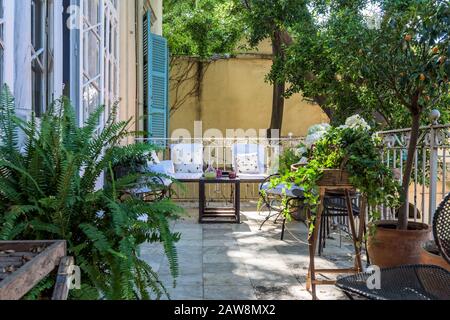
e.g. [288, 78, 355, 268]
[258, 174, 305, 240]
[319, 192, 361, 256]
[335, 193, 450, 300]
[130, 175, 172, 202]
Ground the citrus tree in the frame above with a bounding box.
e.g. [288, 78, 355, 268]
[332, 0, 449, 229]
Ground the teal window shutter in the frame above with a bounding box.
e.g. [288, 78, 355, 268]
[143, 11, 169, 146]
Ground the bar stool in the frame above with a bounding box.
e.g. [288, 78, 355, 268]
[306, 173, 367, 300]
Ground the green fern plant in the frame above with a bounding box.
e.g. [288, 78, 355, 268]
[0, 85, 182, 300]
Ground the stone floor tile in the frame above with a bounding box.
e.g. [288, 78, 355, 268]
[204, 286, 256, 300]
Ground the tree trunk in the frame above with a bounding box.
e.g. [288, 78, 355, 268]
[268, 29, 286, 138]
[397, 111, 421, 230]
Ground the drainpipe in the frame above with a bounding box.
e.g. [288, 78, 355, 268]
[428, 109, 441, 224]
[135, 0, 140, 134]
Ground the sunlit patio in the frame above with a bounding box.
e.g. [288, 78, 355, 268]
[1, 0, 449, 305]
[142, 202, 364, 300]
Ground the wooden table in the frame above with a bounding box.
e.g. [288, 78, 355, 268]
[199, 178, 241, 223]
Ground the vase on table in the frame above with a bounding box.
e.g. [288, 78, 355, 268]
[204, 161, 217, 179]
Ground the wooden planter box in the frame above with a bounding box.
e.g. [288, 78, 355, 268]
[317, 169, 353, 187]
[0, 240, 73, 300]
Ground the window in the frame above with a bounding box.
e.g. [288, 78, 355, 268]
[103, 0, 119, 120]
[73, 0, 118, 127]
[31, 0, 50, 117]
[81, 0, 102, 124]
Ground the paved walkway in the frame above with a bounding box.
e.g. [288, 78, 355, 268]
[140, 202, 361, 300]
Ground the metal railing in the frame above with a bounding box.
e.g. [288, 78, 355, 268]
[135, 136, 304, 170]
[377, 120, 450, 224]
[135, 121, 450, 219]
[135, 136, 304, 200]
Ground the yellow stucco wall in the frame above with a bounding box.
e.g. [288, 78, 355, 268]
[169, 56, 329, 137]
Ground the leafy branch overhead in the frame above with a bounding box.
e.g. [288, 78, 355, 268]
[164, 0, 245, 116]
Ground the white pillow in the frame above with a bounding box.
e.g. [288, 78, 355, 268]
[236, 153, 260, 174]
[171, 144, 203, 166]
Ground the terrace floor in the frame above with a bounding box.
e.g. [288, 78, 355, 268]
[140, 202, 364, 300]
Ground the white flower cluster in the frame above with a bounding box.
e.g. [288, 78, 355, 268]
[307, 123, 331, 135]
[292, 115, 370, 164]
[343, 115, 371, 131]
[304, 123, 331, 149]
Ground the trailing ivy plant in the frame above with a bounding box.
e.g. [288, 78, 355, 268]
[271, 116, 401, 232]
[0, 85, 183, 300]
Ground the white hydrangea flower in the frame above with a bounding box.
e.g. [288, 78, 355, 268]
[307, 123, 331, 135]
[303, 123, 331, 149]
[305, 131, 326, 149]
[344, 115, 371, 131]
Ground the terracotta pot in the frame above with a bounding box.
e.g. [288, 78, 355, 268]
[368, 220, 430, 268]
[420, 241, 450, 271]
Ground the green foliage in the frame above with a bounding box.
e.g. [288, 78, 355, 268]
[332, 0, 449, 120]
[236, 0, 310, 47]
[22, 276, 55, 300]
[0, 86, 183, 300]
[281, 2, 380, 125]
[278, 148, 301, 174]
[271, 0, 449, 128]
[164, 0, 244, 59]
[272, 124, 400, 228]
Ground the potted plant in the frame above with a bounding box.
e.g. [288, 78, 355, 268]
[299, 0, 450, 267]
[271, 116, 401, 242]
[334, 0, 450, 267]
[0, 86, 183, 299]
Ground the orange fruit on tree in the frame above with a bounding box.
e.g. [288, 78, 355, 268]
[419, 73, 426, 81]
[404, 34, 412, 41]
[432, 47, 439, 54]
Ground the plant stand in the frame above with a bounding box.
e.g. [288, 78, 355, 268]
[306, 170, 367, 300]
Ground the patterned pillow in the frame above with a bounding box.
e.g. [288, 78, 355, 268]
[172, 145, 202, 163]
[236, 153, 260, 174]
